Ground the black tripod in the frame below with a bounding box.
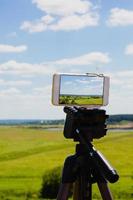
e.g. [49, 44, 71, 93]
[57, 107, 119, 200]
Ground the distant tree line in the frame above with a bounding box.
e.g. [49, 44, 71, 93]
[0, 119, 65, 126]
[41, 119, 65, 125]
[107, 114, 133, 124]
[43, 115, 133, 125]
[1, 115, 133, 125]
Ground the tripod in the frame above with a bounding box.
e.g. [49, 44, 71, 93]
[57, 107, 119, 200]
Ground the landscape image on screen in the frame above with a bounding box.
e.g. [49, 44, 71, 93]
[59, 75, 104, 105]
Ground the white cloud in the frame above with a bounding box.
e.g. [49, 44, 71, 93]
[0, 91, 63, 119]
[0, 79, 32, 86]
[125, 44, 133, 55]
[0, 60, 55, 75]
[21, 15, 55, 33]
[0, 52, 110, 75]
[20, 0, 99, 32]
[54, 52, 110, 65]
[0, 44, 27, 53]
[32, 0, 91, 16]
[112, 70, 133, 79]
[0, 85, 59, 119]
[105, 70, 133, 114]
[107, 70, 133, 97]
[50, 14, 98, 31]
[21, 21, 45, 33]
[1, 70, 133, 118]
[0, 88, 21, 96]
[107, 8, 133, 27]
[0, 85, 51, 98]
[34, 85, 51, 96]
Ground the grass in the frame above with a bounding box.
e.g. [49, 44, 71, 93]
[59, 95, 103, 105]
[0, 126, 132, 199]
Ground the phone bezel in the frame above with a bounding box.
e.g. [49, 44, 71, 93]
[52, 73, 109, 107]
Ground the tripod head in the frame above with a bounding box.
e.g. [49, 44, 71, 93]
[63, 106, 119, 184]
[63, 106, 108, 141]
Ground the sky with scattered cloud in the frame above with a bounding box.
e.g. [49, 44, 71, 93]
[60, 75, 103, 96]
[0, 0, 133, 119]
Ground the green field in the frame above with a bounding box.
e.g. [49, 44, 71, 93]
[0, 126, 132, 199]
[59, 95, 103, 105]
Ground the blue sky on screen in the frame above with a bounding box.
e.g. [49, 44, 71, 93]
[0, 0, 133, 119]
[60, 75, 103, 96]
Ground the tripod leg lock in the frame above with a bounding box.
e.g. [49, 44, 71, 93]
[61, 155, 79, 184]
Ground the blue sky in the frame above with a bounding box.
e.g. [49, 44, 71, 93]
[0, 0, 133, 119]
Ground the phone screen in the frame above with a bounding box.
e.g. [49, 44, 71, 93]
[59, 75, 104, 105]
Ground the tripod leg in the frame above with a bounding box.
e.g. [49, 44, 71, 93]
[73, 176, 92, 200]
[97, 182, 113, 200]
[57, 154, 79, 200]
[73, 179, 80, 200]
[57, 183, 71, 200]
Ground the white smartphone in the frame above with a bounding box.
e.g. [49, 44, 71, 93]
[52, 73, 110, 108]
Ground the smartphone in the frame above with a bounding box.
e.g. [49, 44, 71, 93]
[52, 73, 110, 107]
